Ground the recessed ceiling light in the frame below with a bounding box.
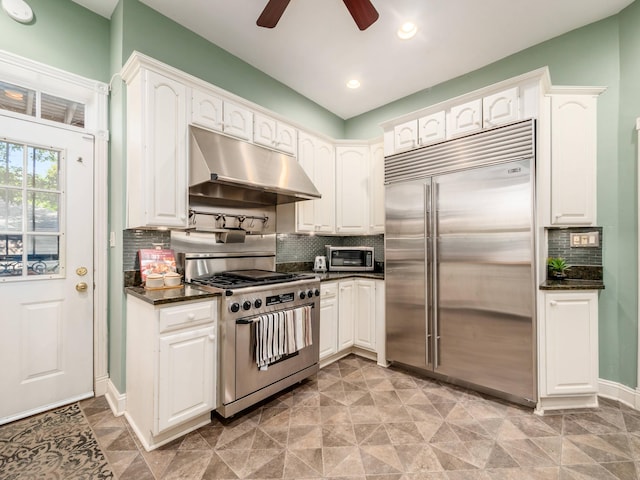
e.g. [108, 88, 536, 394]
[346, 79, 361, 89]
[397, 22, 418, 40]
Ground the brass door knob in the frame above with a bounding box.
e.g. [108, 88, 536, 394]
[76, 266, 88, 276]
[76, 282, 88, 292]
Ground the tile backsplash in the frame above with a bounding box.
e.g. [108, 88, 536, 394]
[122, 229, 385, 271]
[123, 230, 171, 271]
[547, 227, 603, 265]
[276, 234, 384, 264]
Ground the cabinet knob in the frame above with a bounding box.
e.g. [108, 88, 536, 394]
[187, 313, 196, 320]
[550, 300, 558, 306]
[208, 334, 216, 341]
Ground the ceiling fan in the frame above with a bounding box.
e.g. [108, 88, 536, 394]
[257, 0, 379, 31]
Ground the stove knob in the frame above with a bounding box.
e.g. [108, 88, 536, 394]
[225, 290, 233, 296]
[230, 302, 240, 313]
[242, 300, 252, 311]
[299, 291, 306, 299]
[254, 299, 262, 308]
[314, 289, 320, 297]
[307, 290, 313, 298]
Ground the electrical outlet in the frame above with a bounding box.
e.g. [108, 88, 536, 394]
[570, 231, 599, 248]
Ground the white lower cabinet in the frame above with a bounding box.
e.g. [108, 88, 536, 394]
[538, 291, 599, 412]
[320, 279, 381, 363]
[319, 282, 339, 359]
[338, 280, 356, 350]
[354, 279, 376, 350]
[126, 296, 218, 451]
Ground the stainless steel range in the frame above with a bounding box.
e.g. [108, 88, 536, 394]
[173, 232, 320, 418]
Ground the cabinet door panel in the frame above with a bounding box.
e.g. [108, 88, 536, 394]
[223, 101, 253, 141]
[276, 122, 297, 156]
[338, 281, 355, 350]
[144, 70, 187, 227]
[550, 95, 597, 225]
[314, 140, 335, 233]
[320, 283, 339, 360]
[354, 280, 376, 350]
[191, 89, 223, 131]
[295, 132, 317, 232]
[253, 113, 277, 148]
[418, 111, 446, 146]
[447, 99, 482, 138]
[483, 87, 519, 127]
[157, 326, 215, 433]
[336, 146, 369, 234]
[393, 120, 417, 153]
[544, 293, 598, 396]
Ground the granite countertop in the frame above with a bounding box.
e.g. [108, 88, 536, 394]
[309, 271, 384, 281]
[125, 285, 219, 305]
[539, 279, 605, 290]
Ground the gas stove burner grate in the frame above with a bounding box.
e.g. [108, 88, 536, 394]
[190, 269, 315, 290]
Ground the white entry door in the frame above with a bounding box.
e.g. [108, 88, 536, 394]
[0, 115, 94, 424]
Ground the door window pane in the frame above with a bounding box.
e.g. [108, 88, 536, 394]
[0, 234, 23, 277]
[27, 191, 59, 232]
[0, 187, 23, 231]
[27, 147, 59, 190]
[27, 235, 59, 275]
[0, 141, 24, 186]
[0, 81, 36, 117]
[41, 92, 85, 128]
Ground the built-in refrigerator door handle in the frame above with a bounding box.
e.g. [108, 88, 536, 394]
[432, 181, 440, 369]
[425, 182, 432, 368]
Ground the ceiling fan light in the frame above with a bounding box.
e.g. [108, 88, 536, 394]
[398, 22, 418, 40]
[346, 79, 361, 89]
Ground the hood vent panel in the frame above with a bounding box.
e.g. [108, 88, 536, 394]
[189, 126, 320, 206]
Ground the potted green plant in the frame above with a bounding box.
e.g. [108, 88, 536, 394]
[547, 257, 570, 279]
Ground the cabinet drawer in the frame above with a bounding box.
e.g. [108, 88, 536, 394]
[321, 282, 338, 298]
[159, 301, 215, 333]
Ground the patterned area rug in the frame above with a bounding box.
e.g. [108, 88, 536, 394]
[0, 402, 113, 479]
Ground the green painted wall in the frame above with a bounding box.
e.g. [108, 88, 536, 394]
[0, 0, 110, 82]
[613, 0, 640, 386]
[108, 1, 127, 394]
[119, 0, 344, 139]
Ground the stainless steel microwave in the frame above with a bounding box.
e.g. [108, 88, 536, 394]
[325, 246, 374, 272]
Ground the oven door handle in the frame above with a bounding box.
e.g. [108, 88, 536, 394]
[235, 303, 316, 324]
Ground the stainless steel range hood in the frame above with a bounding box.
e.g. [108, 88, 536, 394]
[189, 125, 321, 207]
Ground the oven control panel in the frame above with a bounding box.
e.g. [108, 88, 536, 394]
[266, 292, 295, 306]
[224, 282, 321, 317]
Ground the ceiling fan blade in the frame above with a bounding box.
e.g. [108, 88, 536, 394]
[257, 0, 291, 28]
[343, 0, 379, 31]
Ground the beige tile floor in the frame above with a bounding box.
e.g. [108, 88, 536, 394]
[78, 354, 640, 479]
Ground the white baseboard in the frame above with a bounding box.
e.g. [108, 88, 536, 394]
[94, 374, 109, 397]
[598, 378, 640, 410]
[105, 379, 126, 417]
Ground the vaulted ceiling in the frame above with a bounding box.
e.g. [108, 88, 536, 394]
[72, 0, 633, 119]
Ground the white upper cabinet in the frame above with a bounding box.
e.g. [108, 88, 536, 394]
[253, 112, 297, 155]
[289, 131, 335, 234]
[335, 145, 370, 234]
[447, 98, 482, 138]
[549, 93, 598, 225]
[483, 87, 520, 127]
[126, 68, 188, 229]
[369, 142, 385, 234]
[191, 88, 253, 141]
[419, 111, 447, 146]
[391, 111, 446, 154]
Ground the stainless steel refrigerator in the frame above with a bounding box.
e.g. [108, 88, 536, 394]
[385, 120, 536, 405]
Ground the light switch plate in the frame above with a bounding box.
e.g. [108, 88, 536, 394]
[570, 231, 599, 248]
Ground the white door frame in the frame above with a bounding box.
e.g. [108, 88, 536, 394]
[0, 49, 109, 396]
